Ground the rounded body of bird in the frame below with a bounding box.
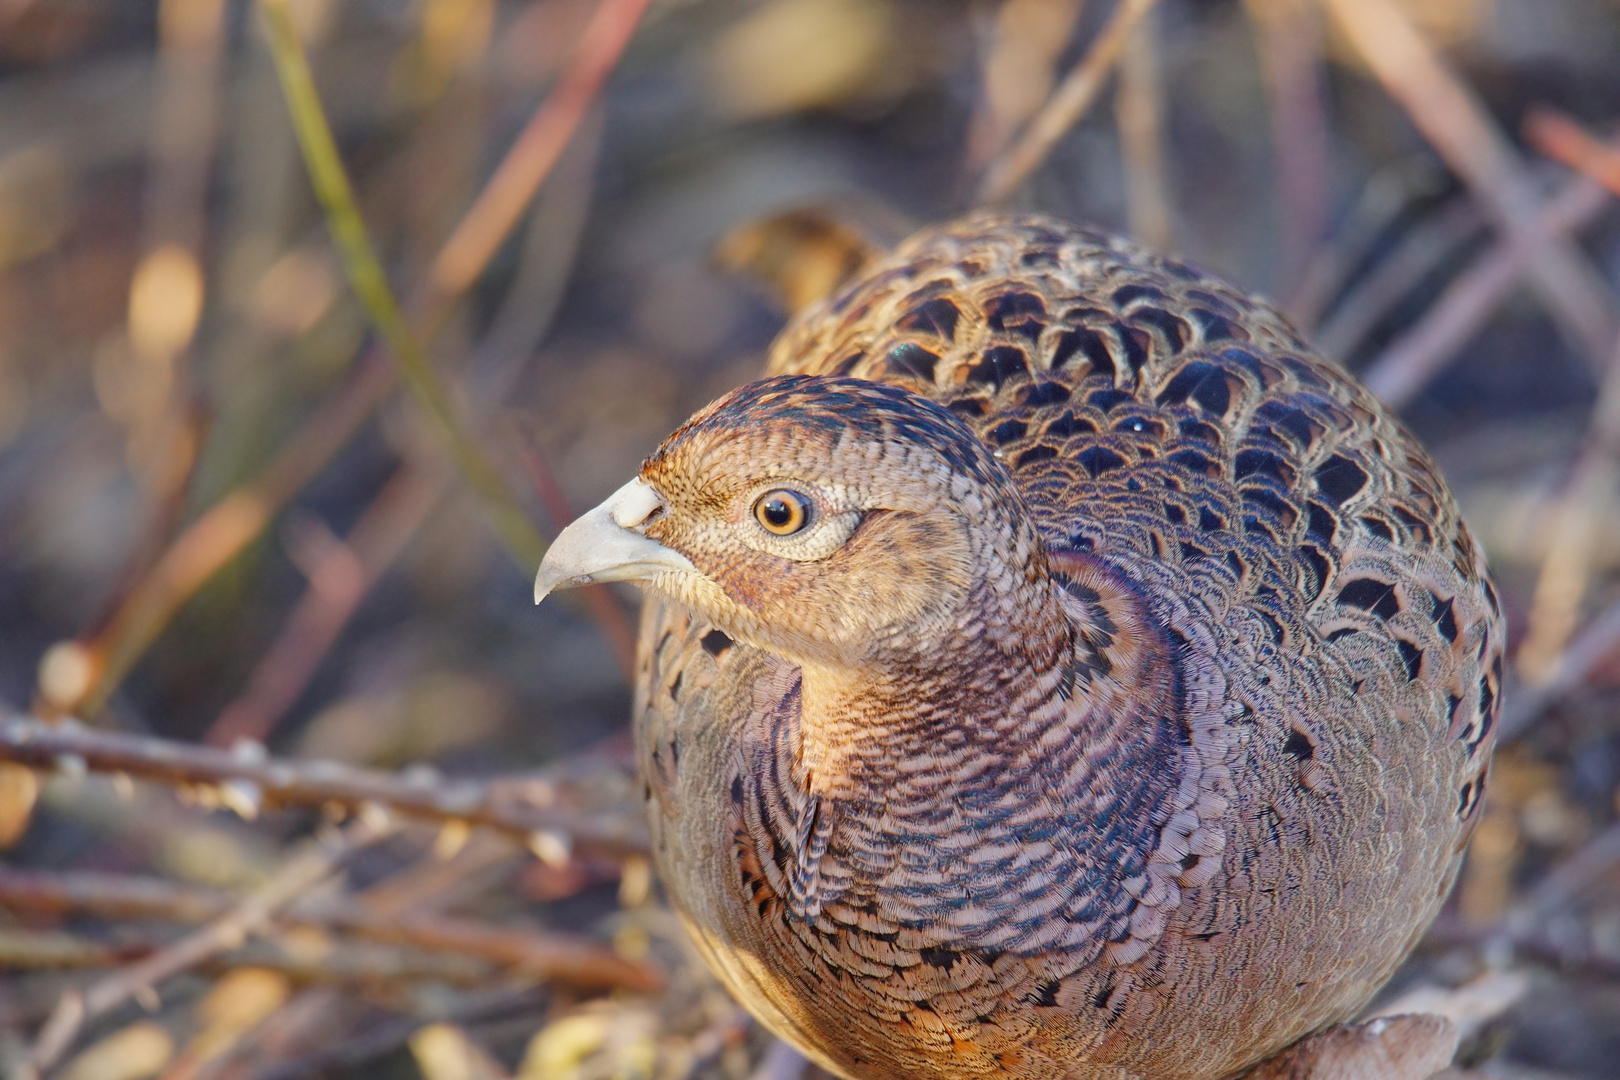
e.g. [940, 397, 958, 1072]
[547, 214, 1501, 1080]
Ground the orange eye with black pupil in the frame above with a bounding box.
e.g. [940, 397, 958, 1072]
[755, 489, 810, 535]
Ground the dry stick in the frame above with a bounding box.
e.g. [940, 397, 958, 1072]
[1113, 5, 1172, 252]
[1245, 0, 1331, 305]
[0, 716, 650, 857]
[204, 463, 447, 748]
[1320, 0, 1616, 373]
[429, 0, 654, 298]
[1516, 332, 1620, 682]
[1311, 195, 1483, 361]
[23, 814, 391, 1078]
[63, 0, 647, 720]
[1497, 589, 1620, 742]
[0, 868, 660, 994]
[1287, 160, 1450, 333]
[1527, 109, 1620, 198]
[248, 986, 549, 1080]
[978, 0, 1161, 204]
[0, 926, 492, 986]
[959, 0, 1088, 177]
[1361, 176, 1611, 409]
[73, 355, 395, 720]
[99, 0, 227, 637]
[204, 116, 623, 750]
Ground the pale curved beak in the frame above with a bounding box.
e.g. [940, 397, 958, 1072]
[534, 477, 696, 604]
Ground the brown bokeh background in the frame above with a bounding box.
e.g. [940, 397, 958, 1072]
[2, 0, 1620, 1077]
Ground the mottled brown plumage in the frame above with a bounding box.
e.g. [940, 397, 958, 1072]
[534, 214, 1501, 1080]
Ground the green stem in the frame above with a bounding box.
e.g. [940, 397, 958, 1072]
[256, 0, 547, 572]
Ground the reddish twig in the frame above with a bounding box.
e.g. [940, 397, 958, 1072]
[0, 716, 650, 857]
[507, 417, 638, 677]
[1526, 109, 1620, 197]
[55, 0, 647, 721]
[429, 0, 655, 298]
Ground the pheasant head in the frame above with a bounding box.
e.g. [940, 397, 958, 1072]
[533, 374, 1069, 676]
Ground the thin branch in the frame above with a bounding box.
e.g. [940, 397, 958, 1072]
[0, 716, 650, 857]
[978, 0, 1161, 204]
[1321, 0, 1617, 371]
[24, 815, 391, 1077]
[1361, 175, 1611, 408]
[1527, 109, 1620, 196]
[1113, 5, 1172, 251]
[0, 926, 493, 986]
[1497, 593, 1620, 741]
[1312, 194, 1483, 361]
[506, 416, 638, 676]
[67, 353, 395, 720]
[429, 0, 654, 298]
[0, 867, 660, 994]
[203, 463, 448, 747]
[1245, 0, 1331, 300]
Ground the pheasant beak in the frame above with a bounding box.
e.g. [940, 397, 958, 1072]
[533, 477, 696, 604]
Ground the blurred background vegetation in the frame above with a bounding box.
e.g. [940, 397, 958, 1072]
[2, 0, 1620, 1077]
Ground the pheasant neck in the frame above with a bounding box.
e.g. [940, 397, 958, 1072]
[793, 568, 1123, 799]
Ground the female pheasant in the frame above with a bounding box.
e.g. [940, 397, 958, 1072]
[533, 214, 1502, 1080]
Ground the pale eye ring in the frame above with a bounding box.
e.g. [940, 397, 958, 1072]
[754, 489, 812, 536]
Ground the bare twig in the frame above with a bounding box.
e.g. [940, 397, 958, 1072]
[1497, 593, 1620, 741]
[1113, 5, 1172, 251]
[65, 353, 396, 720]
[203, 463, 448, 748]
[247, 987, 549, 1080]
[960, 0, 1087, 176]
[0, 716, 650, 857]
[24, 815, 392, 1077]
[1521, 819, 1620, 918]
[506, 417, 638, 675]
[1312, 194, 1483, 361]
[1245, 0, 1331, 299]
[978, 0, 1161, 204]
[1361, 176, 1611, 408]
[0, 867, 660, 994]
[429, 0, 654, 298]
[0, 926, 493, 985]
[1321, 0, 1617, 370]
[1527, 109, 1620, 197]
[1287, 160, 1449, 332]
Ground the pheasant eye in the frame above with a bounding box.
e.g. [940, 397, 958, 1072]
[754, 489, 811, 535]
